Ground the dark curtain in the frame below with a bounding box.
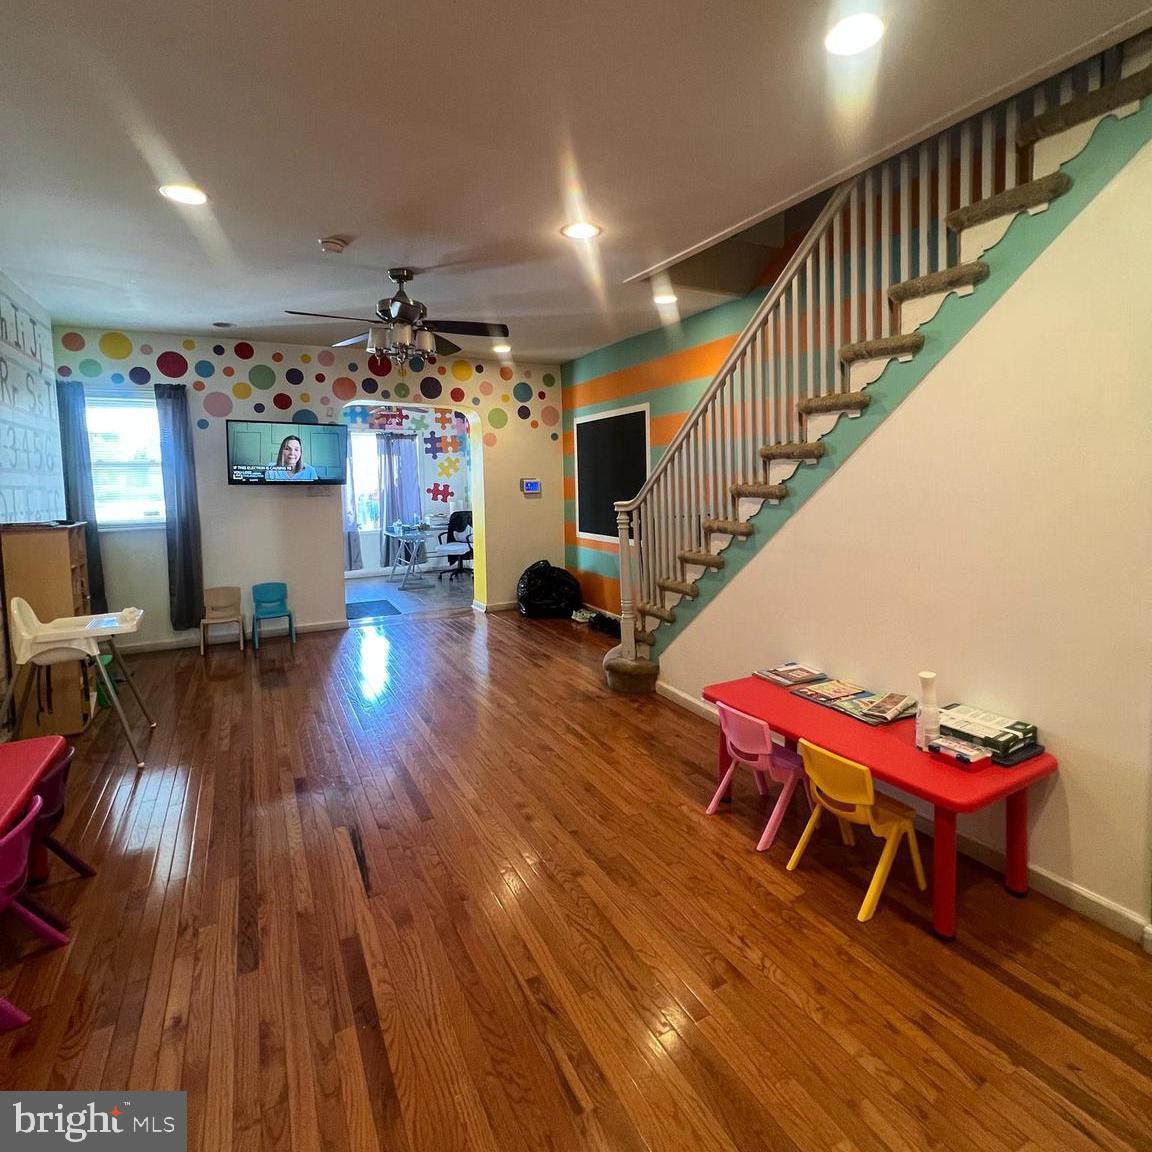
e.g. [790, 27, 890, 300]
[154, 383, 204, 631]
[55, 379, 108, 612]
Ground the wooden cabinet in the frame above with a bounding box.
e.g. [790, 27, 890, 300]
[1, 523, 95, 737]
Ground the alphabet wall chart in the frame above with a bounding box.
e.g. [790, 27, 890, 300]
[0, 277, 65, 523]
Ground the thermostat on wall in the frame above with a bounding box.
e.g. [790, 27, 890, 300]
[520, 478, 542, 494]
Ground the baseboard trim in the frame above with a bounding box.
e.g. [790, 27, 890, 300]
[657, 678, 1151, 943]
[116, 619, 348, 654]
[474, 600, 518, 613]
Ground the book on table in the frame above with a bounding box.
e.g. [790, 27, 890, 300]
[791, 679, 867, 703]
[859, 692, 917, 722]
[928, 735, 992, 764]
[824, 691, 917, 725]
[939, 704, 1038, 758]
[754, 661, 826, 686]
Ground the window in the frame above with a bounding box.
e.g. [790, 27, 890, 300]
[84, 391, 167, 527]
[349, 431, 382, 530]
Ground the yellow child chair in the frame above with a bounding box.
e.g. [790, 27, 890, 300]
[787, 739, 926, 922]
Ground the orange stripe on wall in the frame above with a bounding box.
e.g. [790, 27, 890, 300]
[575, 570, 621, 614]
[650, 410, 689, 447]
[566, 335, 738, 409]
[563, 475, 576, 500]
[565, 524, 619, 551]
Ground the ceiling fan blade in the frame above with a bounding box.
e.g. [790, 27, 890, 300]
[285, 309, 381, 324]
[332, 332, 371, 348]
[431, 333, 462, 357]
[424, 319, 510, 338]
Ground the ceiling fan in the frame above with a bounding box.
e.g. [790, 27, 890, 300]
[286, 267, 510, 362]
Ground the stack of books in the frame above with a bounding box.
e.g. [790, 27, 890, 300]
[754, 661, 825, 686]
[939, 704, 1039, 762]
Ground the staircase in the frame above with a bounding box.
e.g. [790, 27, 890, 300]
[604, 40, 1152, 692]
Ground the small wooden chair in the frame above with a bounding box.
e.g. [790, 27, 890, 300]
[200, 586, 245, 655]
[787, 738, 927, 922]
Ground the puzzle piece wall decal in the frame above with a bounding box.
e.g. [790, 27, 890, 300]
[426, 483, 454, 503]
[437, 457, 460, 478]
[435, 410, 454, 429]
[423, 432, 442, 458]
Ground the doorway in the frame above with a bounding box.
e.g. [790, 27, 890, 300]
[342, 404, 475, 621]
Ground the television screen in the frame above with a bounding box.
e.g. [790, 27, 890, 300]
[226, 420, 348, 485]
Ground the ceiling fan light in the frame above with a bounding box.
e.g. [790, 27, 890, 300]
[392, 322, 413, 347]
[415, 329, 436, 354]
[367, 326, 389, 355]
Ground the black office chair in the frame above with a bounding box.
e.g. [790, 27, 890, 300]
[437, 510, 473, 581]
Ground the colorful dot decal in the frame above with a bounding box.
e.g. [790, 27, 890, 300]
[540, 405, 559, 426]
[58, 365, 72, 377]
[110, 373, 125, 384]
[479, 381, 493, 396]
[254, 402, 266, 413]
[223, 366, 235, 377]
[284, 368, 304, 386]
[501, 394, 510, 403]
[182, 339, 196, 351]
[213, 344, 226, 355]
[543, 373, 555, 387]
[197, 418, 209, 429]
[409, 357, 425, 372]
[538, 390, 547, 400]
[394, 382, 410, 398]
[61, 332, 85, 352]
[420, 377, 442, 400]
[272, 351, 283, 363]
[140, 344, 153, 355]
[250, 364, 276, 390]
[347, 362, 358, 372]
[487, 408, 508, 430]
[78, 359, 101, 377]
[450, 387, 465, 402]
[235, 341, 254, 359]
[232, 381, 252, 399]
[300, 392, 311, 403]
[437, 365, 446, 376]
[517, 405, 531, 420]
[314, 373, 326, 383]
[292, 409, 318, 423]
[156, 351, 188, 378]
[272, 392, 292, 410]
[451, 361, 473, 382]
[129, 366, 151, 385]
[99, 332, 132, 359]
[332, 377, 357, 401]
[203, 392, 233, 417]
[193, 380, 205, 391]
[320, 396, 330, 406]
[195, 359, 215, 377]
[550, 432, 559, 441]
[483, 432, 497, 447]
[318, 349, 335, 366]
[300, 354, 311, 364]
[499, 366, 513, 381]
[367, 355, 392, 377]
[512, 381, 533, 402]
[361, 379, 378, 394]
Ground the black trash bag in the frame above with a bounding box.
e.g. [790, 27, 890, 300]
[516, 560, 583, 618]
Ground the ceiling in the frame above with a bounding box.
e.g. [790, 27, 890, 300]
[1, 1, 1149, 364]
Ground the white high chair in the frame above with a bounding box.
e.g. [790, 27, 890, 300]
[0, 598, 154, 768]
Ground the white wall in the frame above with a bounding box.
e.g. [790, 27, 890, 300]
[661, 142, 1152, 932]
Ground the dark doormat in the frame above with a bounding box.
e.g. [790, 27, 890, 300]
[346, 599, 401, 620]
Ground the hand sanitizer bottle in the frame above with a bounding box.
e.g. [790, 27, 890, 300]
[916, 671, 940, 751]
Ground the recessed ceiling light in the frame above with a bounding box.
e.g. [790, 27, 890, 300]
[159, 183, 208, 205]
[653, 292, 678, 306]
[825, 12, 885, 55]
[492, 343, 512, 355]
[561, 221, 601, 240]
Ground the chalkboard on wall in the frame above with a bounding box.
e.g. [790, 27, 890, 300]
[575, 406, 648, 539]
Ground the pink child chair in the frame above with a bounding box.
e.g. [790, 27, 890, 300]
[0, 795, 69, 1032]
[708, 703, 808, 851]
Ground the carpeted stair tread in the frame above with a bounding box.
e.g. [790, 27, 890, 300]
[797, 392, 871, 416]
[839, 333, 924, 364]
[703, 517, 754, 537]
[731, 481, 789, 500]
[946, 172, 1071, 232]
[1016, 65, 1152, 149]
[760, 442, 826, 462]
[634, 628, 657, 647]
[638, 602, 675, 624]
[678, 549, 725, 569]
[888, 261, 990, 303]
[656, 578, 699, 599]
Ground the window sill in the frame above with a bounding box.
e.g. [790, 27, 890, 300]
[97, 523, 167, 534]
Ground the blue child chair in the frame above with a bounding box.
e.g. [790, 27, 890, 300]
[251, 582, 295, 649]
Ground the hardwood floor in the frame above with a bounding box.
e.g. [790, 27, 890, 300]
[2, 613, 1150, 1152]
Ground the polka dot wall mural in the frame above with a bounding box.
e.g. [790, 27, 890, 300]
[53, 329, 561, 451]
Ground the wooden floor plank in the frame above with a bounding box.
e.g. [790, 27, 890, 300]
[1, 615, 1150, 1152]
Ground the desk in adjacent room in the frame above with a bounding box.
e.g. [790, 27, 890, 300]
[702, 677, 1058, 938]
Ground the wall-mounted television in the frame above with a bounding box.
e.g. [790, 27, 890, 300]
[226, 419, 348, 485]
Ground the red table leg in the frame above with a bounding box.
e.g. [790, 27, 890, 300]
[933, 806, 958, 940]
[716, 731, 733, 802]
[1005, 789, 1029, 896]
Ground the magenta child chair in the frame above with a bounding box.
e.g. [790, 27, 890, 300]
[0, 795, 69, 1032]
[708, 702, 808, 851]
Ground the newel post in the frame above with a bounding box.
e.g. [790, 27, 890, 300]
[616, 509, 637, 662]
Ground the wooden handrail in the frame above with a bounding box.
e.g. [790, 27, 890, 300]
[614, 176, 858, 514]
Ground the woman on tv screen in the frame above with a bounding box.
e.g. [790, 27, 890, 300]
[266, 434, 318, 481]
